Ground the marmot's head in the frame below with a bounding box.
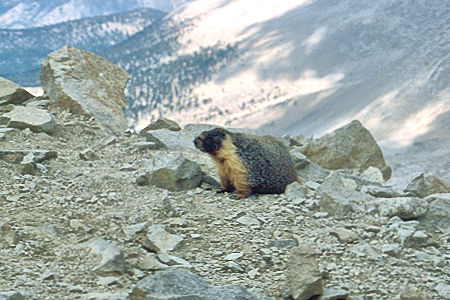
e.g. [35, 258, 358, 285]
[194, 127, 229, 154]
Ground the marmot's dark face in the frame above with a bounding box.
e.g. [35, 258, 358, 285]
[194, 128, 227, 154]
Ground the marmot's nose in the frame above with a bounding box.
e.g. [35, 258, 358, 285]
[194, 137, 203, 150]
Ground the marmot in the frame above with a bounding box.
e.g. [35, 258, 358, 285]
[194, 127, 301, 198]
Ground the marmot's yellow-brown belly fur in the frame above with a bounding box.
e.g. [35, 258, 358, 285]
[194, 128, 299, 198]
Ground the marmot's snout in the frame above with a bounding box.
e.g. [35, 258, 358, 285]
[193, 137, 204, 151]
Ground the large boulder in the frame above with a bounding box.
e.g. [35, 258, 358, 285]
[0, 77, 33, 106]
[129, 268, 272, 300]
[303, 120, 391, 180]
[41, 46, 128, 135]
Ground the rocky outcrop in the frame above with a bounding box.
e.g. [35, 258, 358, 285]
[0, 77, 33, 106]
[304, 120, 391, 180]
[41, 46, 128, 135]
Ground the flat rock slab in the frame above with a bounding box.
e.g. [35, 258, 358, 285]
[1, 106, 54, 134]
[129, 268, 273, 300]
[0, 76, 33, 106]
[41, 46, 128, 135]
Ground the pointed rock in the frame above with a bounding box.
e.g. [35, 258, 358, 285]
[41, 46, 128, 135]
[0, 77, 33, 106]
[304, 120, 391, 180]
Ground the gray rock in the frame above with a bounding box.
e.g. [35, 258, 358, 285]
[129, 268, 272, 300]
[361, 166, 384, 184]
[400, 285, 426, 300]
[140, 118, 181, 132]
[290, 147, 330, 183]
[0, 76, 33, 106]
[363, 185, 398, 198]
[381, 244, 401, 257]
[224, 252, 243, 261]
[267, 239, 299, 249]
[86, 237, 126, 276]
[405, 173, 450, 198]
[79, 148, 98, 161]
[403, 230, 434, 249]
[1, 106, 55, 134]
[435, 283, 450, 299]
[223, 261, 245, 273]
[317, 172, 370, 216]
[236, 216, 261, 227]
[145, 152, 202, 191]
[329, 228, 359, 243]
[136, 139, 167, 151]
[142, 224, 183, 253]
[0, 291, 25, 300]
[0, 150, 57, 168]
[285, 181, 306, 202]
[41, 46, 129, 135]
[0, 223, 21, 246]
[284, 244, 323, 300]
[419, 193, 450, 232]
[84, 292, 128, 300]
[122, 223, 147, 236]
[318, 288, 349, 300]
[303, 120, 391, 180]
[157, 253, 191, 268]
[138, 253, 168, 270]
[375, 197, 429, 220]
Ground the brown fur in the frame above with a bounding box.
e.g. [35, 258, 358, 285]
[210, 136, 251, 198]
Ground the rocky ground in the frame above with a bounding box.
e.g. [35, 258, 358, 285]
[1, 47, 449, 300]
[1, 96, 449, 300]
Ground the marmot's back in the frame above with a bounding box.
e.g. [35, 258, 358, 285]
[231, 132, 298, 194]
[194, 127, 299, 198]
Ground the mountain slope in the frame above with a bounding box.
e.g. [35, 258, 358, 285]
[108, 0, 449, 149]
[0, 8, 165, 86]
[0, 0, 189, 29]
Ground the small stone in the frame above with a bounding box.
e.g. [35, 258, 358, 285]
[79, 148, 98, 161]
[122, 223, 147, 236]
[400, 285, 426, 300]
[140, 118, 181, 132]
[248, 268, 259, 279]
[381, 244, 401, 257]
[329, 228, 359, 244]
[157, 253, 191, 268]
[0, 291, 26, 300]
[0, 223, 21, 246]
[361, 166, 384, 184]
[224, 252, 244, 261]
[236, 216, 261, 227]
[268, 239, 299, 249]
[70, 219, 92, 233]
[376, 197, 428, 220]
[435, 283, 450, 298]
[120, 163, 138, 171]
[139, 253, 169, 270]
[144, 152, 202, 191]
[319, 288, 349, 300]
[3, 106, 55, 134]
[85, 237, 126, 276]
[223, 261, 245, 273]
[285, 181, 306, 201]
[284, 244, 323, 299]
[84, 292, 128, 300]
[141, 225, 184, 253]
[405, 173, 450, 198]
